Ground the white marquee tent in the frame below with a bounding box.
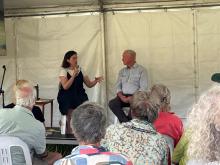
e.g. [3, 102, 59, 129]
[1, 0, 220, 126]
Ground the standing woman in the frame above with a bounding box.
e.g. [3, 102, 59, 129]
[57, 50, 103, 134]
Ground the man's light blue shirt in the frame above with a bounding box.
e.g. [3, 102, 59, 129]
[116, 63, 148, 94]
[0, 105, 46, 155]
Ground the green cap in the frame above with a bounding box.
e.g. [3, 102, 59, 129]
[211, 73, 220, 83]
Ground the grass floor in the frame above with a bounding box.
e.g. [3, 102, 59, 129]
[46, 144, 77, 157]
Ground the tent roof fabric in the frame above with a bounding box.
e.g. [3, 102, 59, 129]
[5, 0, 220, 9]
[5, 0, 98, 9]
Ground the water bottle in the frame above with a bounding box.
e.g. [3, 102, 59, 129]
[60, 115, 66, 135]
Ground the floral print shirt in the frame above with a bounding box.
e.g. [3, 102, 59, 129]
[101, 119, 169, 165]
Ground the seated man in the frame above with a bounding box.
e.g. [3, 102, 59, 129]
[0, 80, 61, 165]
[109, 49, 148, 123]
[54, 102, 133, 165]
[4, 83, 45, 123]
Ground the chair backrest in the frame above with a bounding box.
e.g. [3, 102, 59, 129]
[0, 136, 32, 165]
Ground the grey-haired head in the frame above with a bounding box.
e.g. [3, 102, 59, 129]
[72, 102, 106, 144]
[130, 91, 159, 123]
[150, 84, 171, 112]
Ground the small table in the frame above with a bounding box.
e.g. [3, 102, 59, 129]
[35, 98, 54, 127]
[46, 128, 78, 145]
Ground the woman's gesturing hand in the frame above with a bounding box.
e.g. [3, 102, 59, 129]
[72, 66, 80, 77]
[95, 76, 104, 83]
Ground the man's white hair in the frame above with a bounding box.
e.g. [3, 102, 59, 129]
[14, 80, 35, 108]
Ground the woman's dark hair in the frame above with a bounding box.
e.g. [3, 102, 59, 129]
[61, 50, 77, 68]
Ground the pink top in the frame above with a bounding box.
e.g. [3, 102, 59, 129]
[154, 111, 183, 146]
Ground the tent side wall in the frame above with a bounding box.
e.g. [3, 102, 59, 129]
[1, 7, 220, 126]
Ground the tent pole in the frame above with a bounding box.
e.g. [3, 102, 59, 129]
[192, 10, 199, 102]
[99, 0, 108, 116]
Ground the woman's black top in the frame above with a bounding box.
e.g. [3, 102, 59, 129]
[57, 70, 88, 115]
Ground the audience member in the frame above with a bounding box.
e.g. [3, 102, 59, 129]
[4, 82, 45, 123]
[187, 85, 220, 165]
[5, 103, 45, 123]
[54, 102, 133, 165]
[109, 49, 148, 123]
[102, 91, 168, 165]
[152, 84, 183, 147]
[211, 73, 220, 83]
[57, 50, 103, 134]
[172, 73, 220, 165]
[0, 80, 62, 165]
[172, 129, 191, 165]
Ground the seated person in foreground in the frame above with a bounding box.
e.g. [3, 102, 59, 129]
[151, 84, 183, 147]
[54, 102, 133, 165]
[173, 73, 220, 165]
[187, 85, 220, 165]
[102, 91, 169, 165]
[0, 80, 62, 165]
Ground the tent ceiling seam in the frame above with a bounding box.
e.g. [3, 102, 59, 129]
[4, 1, 220, 17]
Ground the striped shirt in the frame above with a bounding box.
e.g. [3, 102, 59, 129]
[54, 145, 133, 165]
